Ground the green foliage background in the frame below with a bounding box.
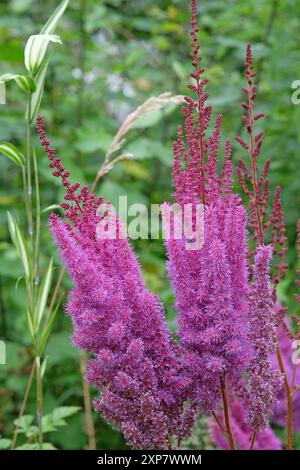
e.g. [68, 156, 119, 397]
[0, 0, 299, 449]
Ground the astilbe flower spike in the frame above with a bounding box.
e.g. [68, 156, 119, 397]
[243, 246, 282, 431]
[236, 44, 289, 292]
[164, 0, 252, 418]
[164, 196, 252, 414]
[165, 1, 282, 444]
[37, 115, 195, 450]
[235, 44, 268, 247]
[236, 43, 298, 449]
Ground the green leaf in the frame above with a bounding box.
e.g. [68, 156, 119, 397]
[41, 443, 57, 450]
[7, 213, 31, 279]
[7, 212, 16, 243]
[24, 0, 69, 120]
[41, 406, 81, 434]
[24, 34, 62, 76]
[27, 55, 50, 124]
[0, 73, 36, 94]
[74, 127, 112, 153]
[15, 442, 56, 450]
[41, 355, 49, 378]
[52, 406, 81, 425]
[14, 224, 31, 279]
[13, 415, 34, 432]
[0, 438, 11, 449]
[38, 300, 60, 355]
[35, 258, 53, 328]
[40, 0, 69, 35]
[25, 307, 35, 338]
[15, 443, 39, 450]
[15, 75, 36, 93]
[132, 103, 180, 129]
[124, 138, 172, 166]
[42, 204, 62, 213]
[0, 142, 25, 166]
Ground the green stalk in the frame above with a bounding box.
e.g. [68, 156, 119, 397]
[33, 148, 41, 291]
[21, 167, 31, 237]
[24, 92, 44, 449]
[26, 96, 33, 242]
[35, 356, 43, 450]
[23, 95, 35, 319]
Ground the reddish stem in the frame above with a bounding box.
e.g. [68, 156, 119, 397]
[220, 376, 236, 450]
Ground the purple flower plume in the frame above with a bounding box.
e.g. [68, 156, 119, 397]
[164, 0, 252, 413]
[242, 246, 282, 431]
[37, 115, 194, 450]
[164, 195, 252, 412]
[164, 1, 281, 432]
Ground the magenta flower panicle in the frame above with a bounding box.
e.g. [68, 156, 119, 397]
[242, 245, 282, 431]
[38, 115, 195, 450]
[164, 0, 252, 414]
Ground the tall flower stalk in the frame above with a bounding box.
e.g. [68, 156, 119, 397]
[165, 0, 253, 450]
[37, 115, 196, 450]
[235, 43, 299, 449]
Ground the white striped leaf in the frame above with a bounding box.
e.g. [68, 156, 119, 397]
[0, 73, 36, 94]
[24, 34, 62, 76]
[26, 55, 50, 124]
[0, 142, 25, 166]
[41, 0, 69, 35]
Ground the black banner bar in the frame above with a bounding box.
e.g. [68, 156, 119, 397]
[0, 450, 300, 467]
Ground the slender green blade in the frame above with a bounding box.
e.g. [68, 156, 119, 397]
[26, 55, 50, 124]
[7, 213, 31, 279]
[7, 211, 16, 242]
[41, 356, 49, 378]
[40, 0, 69, 35]
[38, 300, 60, 355]
[0, 142, 25, 166]
[36, 258, 53, 328]
[26, 307, 35, 339]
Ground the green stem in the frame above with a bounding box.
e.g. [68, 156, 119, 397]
[11, 360, 36, 449]
[26, 96, 33, 243]
[33, 148, 41, 292]
[35, 356, 43, 450]
[24, 92, 43, 449]
[22, 167, 31, 236]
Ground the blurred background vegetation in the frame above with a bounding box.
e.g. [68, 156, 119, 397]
[0, 0, 299, 449]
